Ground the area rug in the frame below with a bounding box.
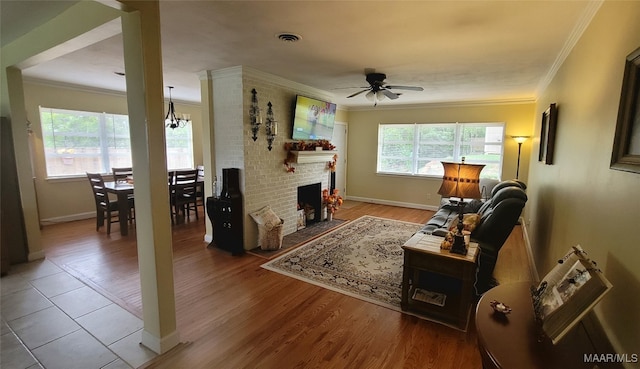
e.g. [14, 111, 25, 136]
[248, 218, 347, 260]
[261, 215, 422, 311]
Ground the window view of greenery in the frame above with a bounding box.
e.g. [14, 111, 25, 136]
[165, 125, 194, 170]
[40, 107, 193, 177]
[377, 122, 504, 179]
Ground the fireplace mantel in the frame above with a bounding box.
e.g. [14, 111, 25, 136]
[289, 150, 337, 164]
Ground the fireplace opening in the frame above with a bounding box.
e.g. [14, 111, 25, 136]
[297, 183, 322, 225]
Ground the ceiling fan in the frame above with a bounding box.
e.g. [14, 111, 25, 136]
[347, 72, 424, 106]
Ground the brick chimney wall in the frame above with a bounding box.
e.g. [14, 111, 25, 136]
[211, 67, 333, 250]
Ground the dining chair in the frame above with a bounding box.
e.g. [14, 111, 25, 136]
[195, 165, 205, 210]
[86, 172, 134, 235]
[171, 169, 199, 224]
[168, 170, 176, 223]
[112, 167, 135, 223]
[112, 167, 133, 183]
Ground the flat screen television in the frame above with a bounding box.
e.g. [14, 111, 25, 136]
[291, 95, 337, 140]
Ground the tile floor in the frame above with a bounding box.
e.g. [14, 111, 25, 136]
[1, 259, 157, 369]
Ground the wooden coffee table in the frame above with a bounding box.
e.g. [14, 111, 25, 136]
[401, 232, 479, 330]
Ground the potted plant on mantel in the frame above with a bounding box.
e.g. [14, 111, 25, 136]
[322, 188, 343, 221]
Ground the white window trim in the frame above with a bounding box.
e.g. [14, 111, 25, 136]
[39, 106, 194, 179]
[376, 122, 505, 180]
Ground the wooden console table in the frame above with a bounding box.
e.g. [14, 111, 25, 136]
[401, 232, 479, 330]
[475, 281, 611, 369]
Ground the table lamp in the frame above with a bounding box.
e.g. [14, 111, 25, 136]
[438, 159, 485, 255]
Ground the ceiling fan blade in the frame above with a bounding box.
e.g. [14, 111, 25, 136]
[386, 85, 424, 91]
[347, 89, 370, 98]
[334, 86, 370, 90]
[381, 89, 399, 100]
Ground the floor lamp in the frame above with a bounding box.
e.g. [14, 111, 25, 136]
[511, 136, 529, 180]
[438, 160, 485, 255]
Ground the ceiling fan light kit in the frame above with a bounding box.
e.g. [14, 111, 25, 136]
[347, 72, 424, 106]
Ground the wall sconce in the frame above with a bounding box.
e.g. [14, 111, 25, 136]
[265, 101, 277, 151]
[249, 88, 262, 141]
[511, 136, 530, 179]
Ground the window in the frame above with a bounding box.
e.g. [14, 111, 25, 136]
[39, 107, 193, 177]
[377, 122, 504, 179]
[165, 125, 194, 170]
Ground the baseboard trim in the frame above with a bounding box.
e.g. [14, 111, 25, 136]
[519, 216, 539, 282]
[141, 329, 181, 355]
[28, 250, 46, 261]
[345, 196, 439, 212]
[40, 212, 95, 225]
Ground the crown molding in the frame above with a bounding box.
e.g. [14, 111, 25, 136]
[201, 65, 335, 103]
[344, 97, 536, 112]
[536, 0, 604, 96]
[22, 77, 201, 106]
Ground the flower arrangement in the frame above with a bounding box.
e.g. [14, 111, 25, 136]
[284, 152, 296, 173]
[327, 154, 338, 172]
[284, 140, 335, 151]
[322, 188, 343, 214]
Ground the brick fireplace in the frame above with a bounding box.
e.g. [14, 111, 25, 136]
[210, 66, 333, 250]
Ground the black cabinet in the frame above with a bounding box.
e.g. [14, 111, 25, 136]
[206, 168, 244, 255]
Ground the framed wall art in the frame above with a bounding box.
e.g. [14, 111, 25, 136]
[539, 103, 558, 165]
[610, 46, 640, 174]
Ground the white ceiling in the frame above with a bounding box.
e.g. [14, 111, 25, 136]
[1, 1, 598, 108]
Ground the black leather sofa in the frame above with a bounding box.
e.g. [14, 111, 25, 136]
[419, 180, 528, 294]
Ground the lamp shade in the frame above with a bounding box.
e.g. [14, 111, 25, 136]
[437, 161, 485, 199]
[511, 136, 530, 144]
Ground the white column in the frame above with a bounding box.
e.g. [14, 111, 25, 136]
[120, 1, 179, 354]
[199, 72, 216, 242]
[2, 67, 43, 260]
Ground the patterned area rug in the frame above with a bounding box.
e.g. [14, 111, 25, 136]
[261, 215, 423, 311]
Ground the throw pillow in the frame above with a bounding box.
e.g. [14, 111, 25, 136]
[449, 213, 481, 233]
[249, 205, 281, 231]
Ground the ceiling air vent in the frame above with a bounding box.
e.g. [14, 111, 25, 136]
[276, 33, 301, 43]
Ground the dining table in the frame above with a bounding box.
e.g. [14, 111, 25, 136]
[104, 176, 205, 236]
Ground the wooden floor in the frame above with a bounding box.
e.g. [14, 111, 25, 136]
[41, 201, 533, 369]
